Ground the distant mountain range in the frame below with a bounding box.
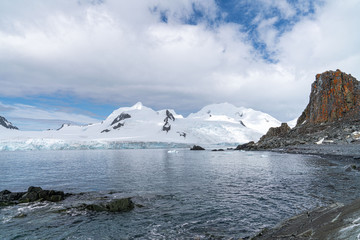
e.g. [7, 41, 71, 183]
[0, 102, 281, 151]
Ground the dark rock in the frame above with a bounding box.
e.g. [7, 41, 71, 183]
[259, 123, 291, 142]
[57, 123, 71, 131]
[235, 141, 256, 150]
[0, 190, 11, 195]
[1, 186, 65, 205]
[162, 122, 171, 132]
[106, 198, 134, 212]
[251, 198, 360, 239]
[111, 113, 131, 126]
[113, 122, 125, 130]
[84, 198, 134, 213]
[190, 145, 205, 150]
[0, 115, 19, 130]
[162, 110, 175, 132]
[177, 132, 187, 138]
[164, 110, 175, 122]
[240, 120, 246, 127]
[101, 129, 110, 133]
[212, 149, 224, 151]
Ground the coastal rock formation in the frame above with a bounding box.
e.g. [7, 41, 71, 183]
[297, 69, 360, 125]
[190, 145, 205, 150]
[0, 186, 65, 205]
[258, 123, 290, 142]
[252, 198, 360, 239]
[84, 198, 134, 212]
[0, 186, 136, 213]
[237, 70, 360, 150]
[0, 116, 18, 130]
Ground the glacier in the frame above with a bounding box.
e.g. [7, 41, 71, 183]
[0, 102, 281, 151]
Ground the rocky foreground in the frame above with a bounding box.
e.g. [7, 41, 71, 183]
[250, 198, 360, 239]
[0, 186, 135, 213]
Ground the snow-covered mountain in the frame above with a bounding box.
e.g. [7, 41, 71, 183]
[0, 102, 281, 151]
[0, 116, 18, 130]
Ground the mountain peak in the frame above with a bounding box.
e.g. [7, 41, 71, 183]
[132, 102, 143, 110]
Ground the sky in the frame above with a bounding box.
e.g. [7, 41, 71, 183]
[0, 0, 359, 130]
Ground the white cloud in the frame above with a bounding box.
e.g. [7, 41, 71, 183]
[0, 0, 359, 124]
[0, 102, 99, 131]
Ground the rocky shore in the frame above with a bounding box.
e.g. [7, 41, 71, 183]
[0, 186, 135, 213]
[237, 70, 360, 152]
[250, 198, 360, 239]
[239, 70, 360, 239]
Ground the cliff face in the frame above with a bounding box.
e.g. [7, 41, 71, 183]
[240, 70, 360, 150]
[297, 69, 360, 126]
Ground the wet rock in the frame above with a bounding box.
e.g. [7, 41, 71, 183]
[251, 198, 360, 239]
[0, 186, 65, 205]
[190, 145, 205, 150]
[84, 198, 134, 213]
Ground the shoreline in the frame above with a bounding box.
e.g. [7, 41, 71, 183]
[270, 143, 360, 160]
[248, 143, 360, 239]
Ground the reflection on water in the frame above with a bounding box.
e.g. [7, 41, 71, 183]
[1, 149, 360, 239]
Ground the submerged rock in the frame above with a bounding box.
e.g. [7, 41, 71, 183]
[84, 198, 134, 213]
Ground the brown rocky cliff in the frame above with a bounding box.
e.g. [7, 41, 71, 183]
[297, 69, 360, 126]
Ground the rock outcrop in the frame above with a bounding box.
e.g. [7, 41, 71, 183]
[162, 110, 175, 133]
[0, 116, 18, 130]
[83, 198, 134, 212]
[258, 123, 291, 142]
[237, 70, 360, 150]
[0, 186, 65, 205]
[190, 145, 205, 150]
[0, 186, 136, 213]
[297, 69, 360, 125]
[252, 198, 360, 240]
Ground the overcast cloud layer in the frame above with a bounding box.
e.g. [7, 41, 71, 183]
[0, 0, 359, 129]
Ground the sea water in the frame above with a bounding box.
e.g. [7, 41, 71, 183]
[1, 149, 360, 239]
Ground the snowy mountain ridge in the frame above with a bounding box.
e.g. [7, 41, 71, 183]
[0, 102, 281, 151]
[0, 116, 19, 130]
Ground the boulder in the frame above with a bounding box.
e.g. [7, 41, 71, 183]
[190, 145, 205, 150]
[84, 198, 134, 212]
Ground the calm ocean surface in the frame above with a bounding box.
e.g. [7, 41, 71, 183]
[1, 149, 360, 239]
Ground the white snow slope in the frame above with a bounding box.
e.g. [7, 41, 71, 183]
[0, 102, 281, 151]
